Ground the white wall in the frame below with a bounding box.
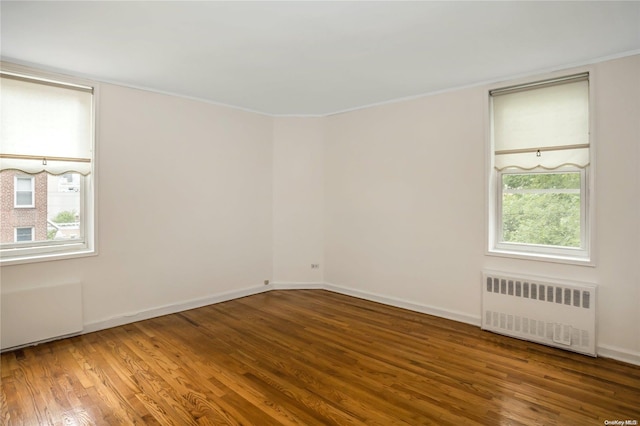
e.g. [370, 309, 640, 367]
[324, 54, 640, 362]
[1, 83, 274, 329]
[324, 87, 486, 323]
[272, 117, 324, 285]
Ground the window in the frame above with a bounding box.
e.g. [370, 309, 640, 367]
[489, 73, 591, 262]
[15, 227, 34, 242]
[14, 175, 34, 207]
[0, 64, 96, 264]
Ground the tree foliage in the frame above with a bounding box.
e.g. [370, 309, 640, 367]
[52, 210, 78, 223]
[503, 173, 580, 191]
[502, 172, 581, 248]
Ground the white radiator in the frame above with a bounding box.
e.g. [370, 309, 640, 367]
[482, 271, 597, 356]
[1, 282, 83, 351]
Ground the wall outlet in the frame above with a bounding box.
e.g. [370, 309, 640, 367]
[311, 264, 320, 269]
[264, 280, 270, 285]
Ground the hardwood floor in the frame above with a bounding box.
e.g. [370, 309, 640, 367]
[1, 289, 639, 425]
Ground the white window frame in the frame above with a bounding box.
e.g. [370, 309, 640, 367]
[14, 227, 34, 242]
[0, 62, 98, 265]
[487, 68, 595, 266]
[14, 175, 35, 208]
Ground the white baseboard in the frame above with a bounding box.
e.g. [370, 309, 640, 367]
[596, 344, 640, 366]
[271, 281, 325, 290]
[324, 282, 481, 327]
[83, 284, 269, 334]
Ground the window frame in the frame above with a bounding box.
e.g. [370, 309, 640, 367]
[486, 68, 595, 266]
[14, 175, 35, 208]
[0, 62, 98, 265]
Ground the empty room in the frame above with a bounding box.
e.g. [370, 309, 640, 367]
[1, 1, 639, 425]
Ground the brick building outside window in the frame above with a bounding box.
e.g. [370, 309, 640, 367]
[0, 170, 48, 243]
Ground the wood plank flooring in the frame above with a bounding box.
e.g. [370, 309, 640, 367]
[1, 289, 639, 425]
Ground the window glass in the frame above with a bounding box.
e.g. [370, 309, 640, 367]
[15, 227, 33, 242]
[15, 176, 34, 207]
[501, 172, 581, 248]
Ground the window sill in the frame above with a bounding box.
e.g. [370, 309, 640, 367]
[487, 248, 595, 267]
[0, 247, 97, 266]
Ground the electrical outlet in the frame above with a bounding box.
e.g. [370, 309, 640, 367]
[311, 264, 320, 269]
[264, 280, 270, 285]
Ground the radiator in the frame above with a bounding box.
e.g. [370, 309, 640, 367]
[482, 270, 597, 356]
[1, 282, 83, 351]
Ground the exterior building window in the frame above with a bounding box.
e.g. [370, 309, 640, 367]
[0, 63, 96, 263]
[14, 176, 34, 207]
[489, 73, 591, 262]
[15, 227, 33, 242]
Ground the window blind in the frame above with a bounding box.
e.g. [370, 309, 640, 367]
[491, 73, 589, 171]
[0, 72, 93, 175]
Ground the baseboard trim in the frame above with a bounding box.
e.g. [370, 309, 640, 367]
[271, 281, 325, 290]
[324, 282, 481, 327]
[596, 344, 640, 366]
[83, 285, 269, 334]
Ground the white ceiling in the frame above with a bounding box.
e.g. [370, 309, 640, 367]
[1, 1, 639, 116]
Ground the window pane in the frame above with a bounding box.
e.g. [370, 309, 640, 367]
[16, 227, 33, 242]
[16, 191, 33, 206]
[502, 172, 581, 248]
[48, 173, 82, 241]
[16, 177, 32, 191]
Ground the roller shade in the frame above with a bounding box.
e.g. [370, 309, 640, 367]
[491, 74, 589, 171]
[0, 73, 93, 175]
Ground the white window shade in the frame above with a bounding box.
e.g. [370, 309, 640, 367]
[0, 74, 93, 175]
[492, 75, 589, 171]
